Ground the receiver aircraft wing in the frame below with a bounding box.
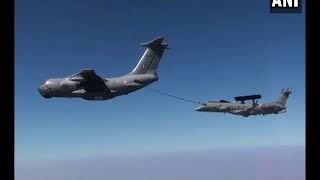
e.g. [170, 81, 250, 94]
[207, 100, 230, 103]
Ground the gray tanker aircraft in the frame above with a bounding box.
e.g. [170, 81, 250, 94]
[195, 88, 291, 117]
[38, 37, 168, 100]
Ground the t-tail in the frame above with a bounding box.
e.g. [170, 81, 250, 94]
[130, 37, 168, 75]
[276, 88, 292, 107]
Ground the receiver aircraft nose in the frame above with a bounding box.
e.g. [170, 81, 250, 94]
[195, 106, 203, 111]
[195, 104, 206, 112]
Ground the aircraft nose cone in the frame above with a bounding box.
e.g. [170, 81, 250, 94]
[38, 86, 42, 93]
[38, 86, 44, 95]
[195, 106, 204, 112]
[38, 85, 51, 98]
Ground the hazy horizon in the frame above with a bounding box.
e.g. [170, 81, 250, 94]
[16, 145, 305, 180]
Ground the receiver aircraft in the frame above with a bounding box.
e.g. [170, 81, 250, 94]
[38, 37, 168, 100]
[195, 88, 291, 117]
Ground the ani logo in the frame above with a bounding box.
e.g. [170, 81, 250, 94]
[270, 0, 302, 13]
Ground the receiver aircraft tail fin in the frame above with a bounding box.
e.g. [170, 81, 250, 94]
[130, 37, 168, 75]
[276, 88, 291, 107]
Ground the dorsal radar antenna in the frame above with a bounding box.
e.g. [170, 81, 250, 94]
[235, 94, 261, 104]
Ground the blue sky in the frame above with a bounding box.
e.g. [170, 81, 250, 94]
[15, 0, 305, 163]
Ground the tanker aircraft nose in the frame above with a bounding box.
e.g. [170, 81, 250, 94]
[38, 81, 52, 98]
